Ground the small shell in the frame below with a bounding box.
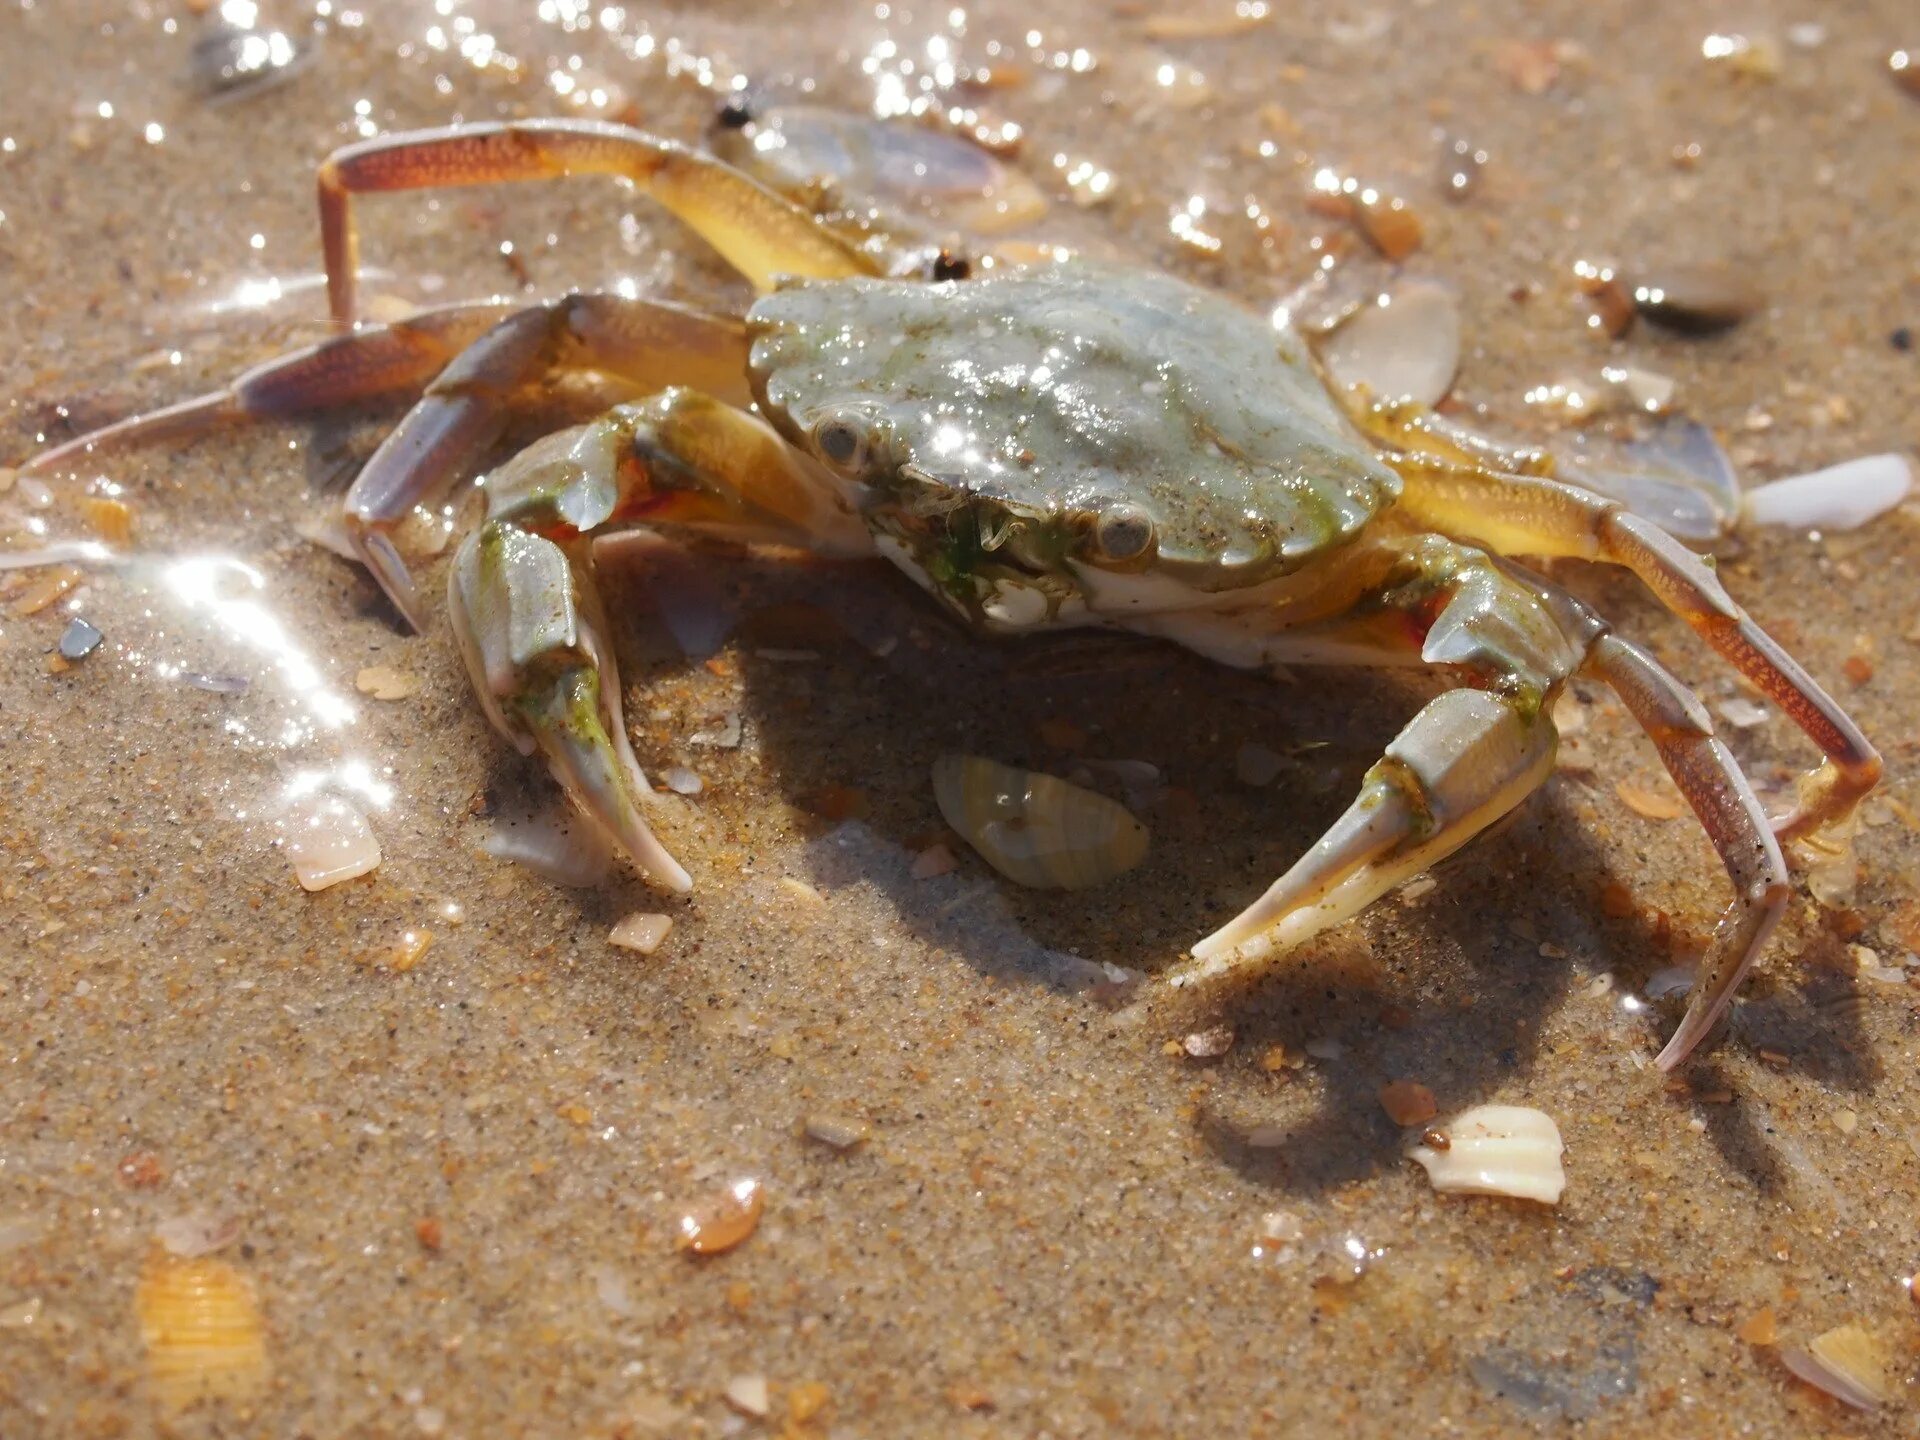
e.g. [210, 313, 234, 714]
[609, 912, 673, 955]
[677, 1178, 764, 1256]
[932, 755, 1148, 890]
[1407, 1104, 1566, 1204]
[1780, 1323, 1891, 1411]
[482, 800, 613, 887]
[1743, 453, 1912, 532]
[136, 1252, 268, 1408]
[283, 794, 380, 891]
[1318, 278, 1461, 407]
[713, 104, 1047, 237]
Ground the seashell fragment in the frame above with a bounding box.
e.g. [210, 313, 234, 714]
[1780, 1323, 1891, 1411]
[803, 1113, 871, 1150]
[1631, 264, 1763, 334]
[1407, 1104, 1566, 1204]
[136, 1252, 268, 1408]
[1742, 453, 1912, 532]
[725, 1374, 771, 1418]
[714, 103, 1048, 237]
[932, 755, 1148, 890]
[609, 912, 673, 955]
[677, 1177, 764, 1256]
[1318, 278, 1461, 407]
[482, 799, 613, 887]
[154, 1210, 242, 1259]
[284, 794, 380, 891]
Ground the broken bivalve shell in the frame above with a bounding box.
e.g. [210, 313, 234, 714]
[1317, 278, 1462, 407]
[1780, 1324, 1892, 1411]
[1407, 1104, 1566, 1203]
[932, 755, 1148, 890]
[136, 1252, 268, 1408]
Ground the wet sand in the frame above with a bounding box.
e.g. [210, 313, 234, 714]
[2, 1, 1918, 1434]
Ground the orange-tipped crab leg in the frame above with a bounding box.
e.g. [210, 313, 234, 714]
[451, 392, 869, 893]
[1583, 634, 1789, 1069]
[335, 292, 752, 628]
[318, 120, 879, 326]
[1386, 456, 1880, 842]
[23, 301, 514, 478]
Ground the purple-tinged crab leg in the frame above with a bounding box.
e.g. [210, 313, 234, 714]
[24, 301, 515, 477]
[1584, 634, 1789, 1069]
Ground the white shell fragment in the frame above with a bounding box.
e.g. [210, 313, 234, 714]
[1780, 1324, 1892, 1412]
[1743, 453, 1912, 531]
[284, 795, 381, 891]
[1317, 278, 1462, 407]
[724, 1374, 771, 1419]
[1407, 1104, 1566, 1204]
[482, 800, 614, 887]
[932, 755, 1148, 890]
[609, 912, 673, 954]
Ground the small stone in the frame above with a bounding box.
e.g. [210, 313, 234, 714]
[1833, 1107, 1858, 1135]
[910, 843, 959, 880]
[803, 1113, 871, 1150]
[355, 664, 420, 700]
[1737, 1306, 1779, 1345]
[1182, 1025, 1235, 1058]
[1377, 1080, 1438, 1127]
[1631, 264, 1763, 334]
[57, 617, 103, 660]
[659, 765, 703, 795]
[1234, 742, 1287, 787]
[787, 1382, 830, 1424]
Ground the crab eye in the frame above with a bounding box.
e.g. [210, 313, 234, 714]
[811, 413, 872, 472]
[1091, 502, 1156, 563]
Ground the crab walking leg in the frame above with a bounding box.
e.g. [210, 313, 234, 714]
[450, 394, 871, 891]
[1584, 635, 1789, 1068]
[319, 121, 877, 325]
[341, 292, 752, 629]
[1386, 456, 1880, 842]
[1172, 540, 1583, 980]
[23, 301, 515, 477]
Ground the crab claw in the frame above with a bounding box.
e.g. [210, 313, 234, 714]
[449, 519, 691, 893]
[1177, 688, 1556, 981]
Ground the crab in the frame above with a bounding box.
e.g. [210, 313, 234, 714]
[24, 118, 1878, 1071]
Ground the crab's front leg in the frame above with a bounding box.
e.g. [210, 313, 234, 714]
[1162, 535, 1788, 1069]
[449, 392, 872, 891]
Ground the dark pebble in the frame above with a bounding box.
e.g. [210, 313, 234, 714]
[1893, 327, 1914, 353]
[58, 617, 103, 661]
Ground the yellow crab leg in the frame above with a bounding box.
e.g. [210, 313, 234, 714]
[1384, 454, 1880, 842]
[318, 121, 880, 326]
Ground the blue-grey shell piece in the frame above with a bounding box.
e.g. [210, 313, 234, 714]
[746, 265, 1400, 583]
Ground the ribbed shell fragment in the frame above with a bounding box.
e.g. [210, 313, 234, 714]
[932, 755, 1148, 890]
[1406, 1104, 1566, 1204]
[136, 1252, 268, 1408]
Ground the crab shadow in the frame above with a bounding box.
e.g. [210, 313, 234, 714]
[594, 540, 1875, 1196]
